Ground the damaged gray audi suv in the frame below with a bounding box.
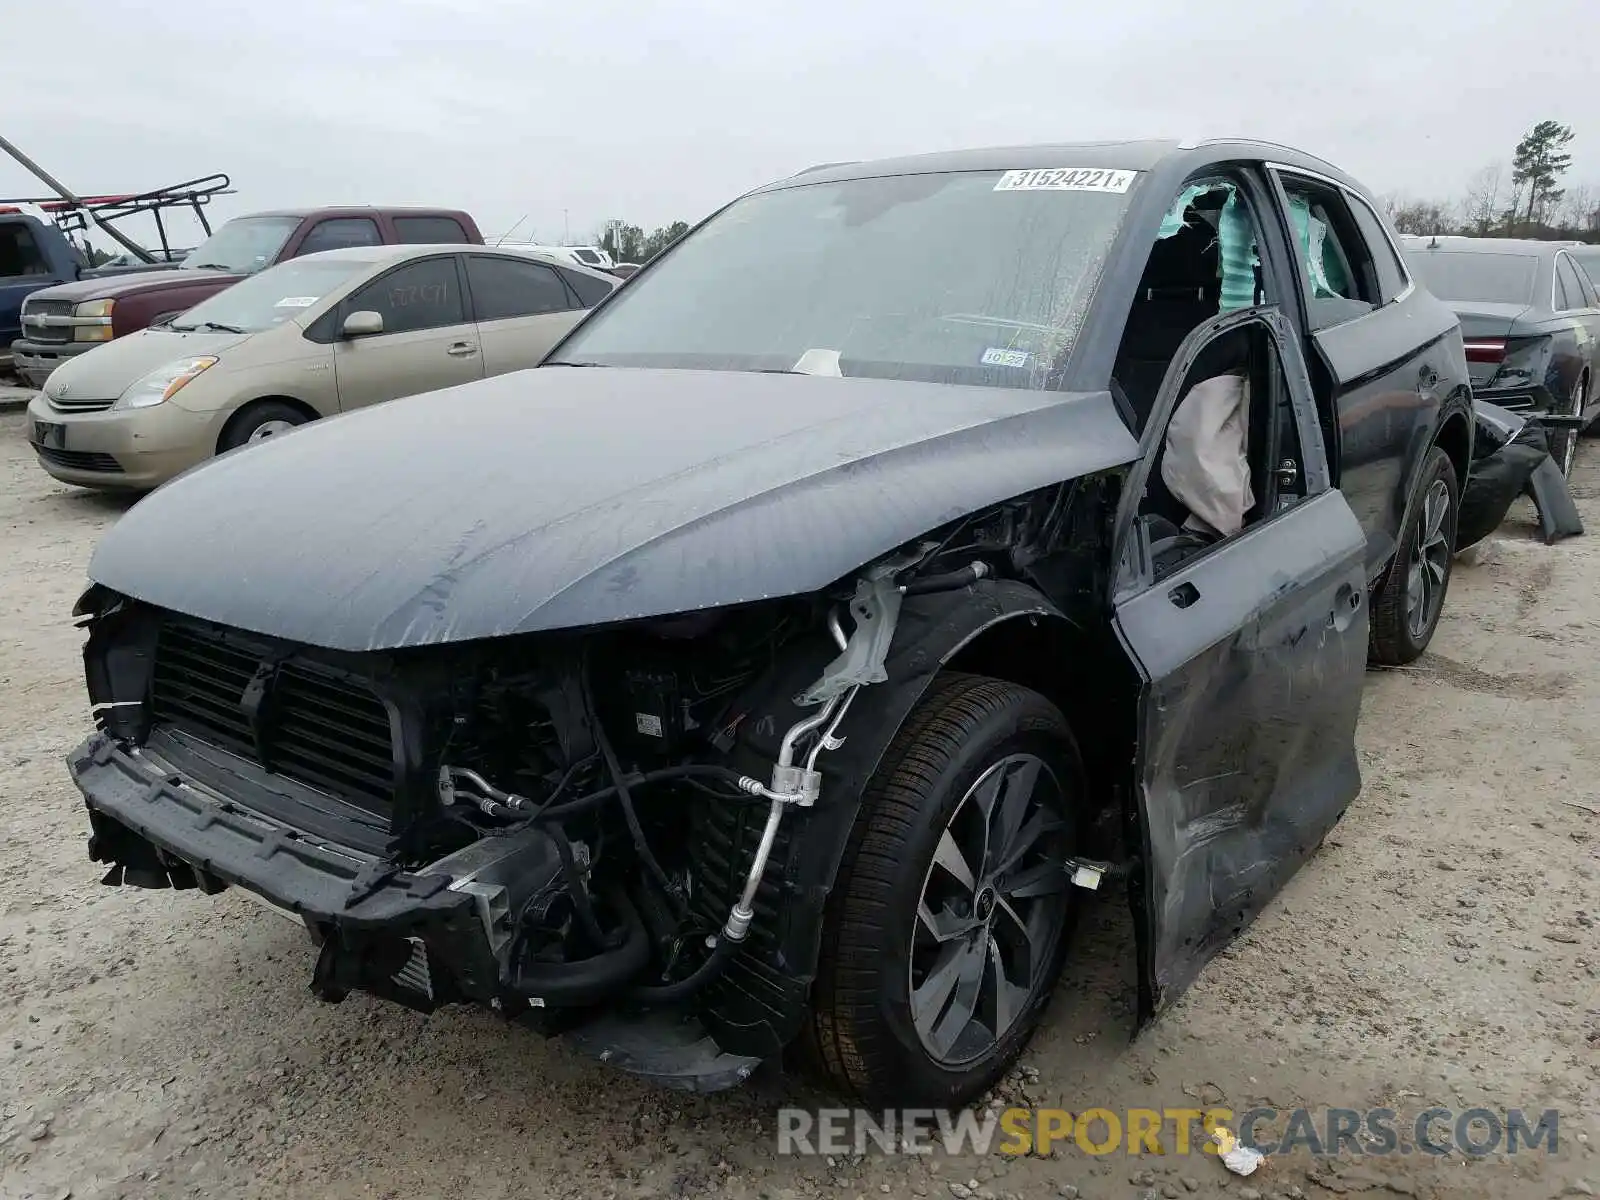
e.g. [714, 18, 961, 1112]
[68, 139, 1471, 1107]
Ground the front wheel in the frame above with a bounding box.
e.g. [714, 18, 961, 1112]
[218, 400, 311, 453]
[802, 674, 1082, 1107]
[1369, 445, 1459, 666]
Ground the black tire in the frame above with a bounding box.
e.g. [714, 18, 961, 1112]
[1549, 376, 1587, 474]
[218, 400, 311, 453]
[802, 673, 1082, 1107]
[1369, 445, 1459, 666]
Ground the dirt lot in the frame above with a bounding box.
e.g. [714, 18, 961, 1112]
[1, 408, 1597, 1200]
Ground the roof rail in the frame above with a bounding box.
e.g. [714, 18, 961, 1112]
[794, 161, 857, 176]
[1195, 137, 1345, 177]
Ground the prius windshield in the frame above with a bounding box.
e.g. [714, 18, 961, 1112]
[550, 169, 1137, 389]
[167, 258, 367, 334]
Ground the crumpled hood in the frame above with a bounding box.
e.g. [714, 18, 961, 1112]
[88, 367, 1138, 651]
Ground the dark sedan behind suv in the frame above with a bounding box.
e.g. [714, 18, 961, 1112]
[1403, 235, 1600, 476]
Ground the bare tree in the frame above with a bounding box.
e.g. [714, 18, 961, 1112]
[1389, 197, 1456, 236]
[1556, 184, 1598, 235]
[1462, 162, 1504, 236]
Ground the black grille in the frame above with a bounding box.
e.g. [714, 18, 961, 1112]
[33, 446, 121, 473]
[150, 622, 397, 810]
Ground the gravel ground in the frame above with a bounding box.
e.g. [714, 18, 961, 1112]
[1, 409, 1597, 1200]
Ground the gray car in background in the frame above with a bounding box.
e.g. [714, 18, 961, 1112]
[1403, 235, 1600, 476]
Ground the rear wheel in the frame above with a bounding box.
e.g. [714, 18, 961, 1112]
[1549, 376, 1586, 476]
[1369, 446, 1459, 666]
[218, 400, 311, 453]
[802, 673, 1081, 1107]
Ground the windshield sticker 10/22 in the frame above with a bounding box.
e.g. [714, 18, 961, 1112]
[993, 168, 1138, 193]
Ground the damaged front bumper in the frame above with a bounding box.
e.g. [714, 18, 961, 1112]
[68, 731, 762, 1092]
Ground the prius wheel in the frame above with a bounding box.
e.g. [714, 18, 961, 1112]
[802, 673, 1080, 1106]
[219, 401, 311, 453]
[1370, 446, 1458, 666]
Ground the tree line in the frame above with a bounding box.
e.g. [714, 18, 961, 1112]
[1386, 120, 1596, 240]
[596, 219, 692, 265]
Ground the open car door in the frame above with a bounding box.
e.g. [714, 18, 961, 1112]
[1110, 309, 1370, 1018]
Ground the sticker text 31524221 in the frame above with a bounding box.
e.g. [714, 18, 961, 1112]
[994, 168, 1137, 194]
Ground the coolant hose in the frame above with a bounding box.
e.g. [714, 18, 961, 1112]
[547, 822, 614, 950]
[503, 886, 651, 1006]
[629, 934, 738, 1005]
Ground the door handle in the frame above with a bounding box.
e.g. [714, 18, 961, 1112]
[1330, 582, 1362, 631]
[446, 342, 478, 357]
[1167, 581, 1201, 609]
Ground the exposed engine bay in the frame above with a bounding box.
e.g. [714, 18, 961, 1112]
[71, 481, 1116, 1087]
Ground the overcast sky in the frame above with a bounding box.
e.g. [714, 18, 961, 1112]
[5, 0, 1595, 246]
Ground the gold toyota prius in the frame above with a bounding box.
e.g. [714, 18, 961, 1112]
[26, 243, 616, 490]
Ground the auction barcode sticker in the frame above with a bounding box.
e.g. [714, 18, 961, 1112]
[994, 168, 1138, 193]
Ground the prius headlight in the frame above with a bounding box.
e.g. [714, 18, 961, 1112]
[117, 356, 219, 409]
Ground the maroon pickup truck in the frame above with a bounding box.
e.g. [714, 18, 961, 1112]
[10, 206, 482, 387]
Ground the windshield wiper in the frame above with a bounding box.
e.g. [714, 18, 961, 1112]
[186, 263, 236, 272]
[169, 320, 247, 334]
[543, 360, 603, 367]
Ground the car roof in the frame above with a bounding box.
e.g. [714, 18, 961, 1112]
[291, 243, 617, 279]
[1400, 235, 1571, 257]
[242, 206, 469, 220]
[767, 137, 1362, 192]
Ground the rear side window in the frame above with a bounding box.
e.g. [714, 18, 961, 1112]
[394, 216, 470, 244]
[560, 268, 616, 307]
[297, 218, 382, 255]
[1570, 258, 1600, 307]
[465, 256, 575, 320]
[1346, 197, 1410, 304]
[0, 223, 50, 277]
[1555, 255, 1590, 311]
[346, 256, 465, 334]
[1276, 174, 1379, 329]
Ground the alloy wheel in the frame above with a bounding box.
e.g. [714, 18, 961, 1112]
[1405, 478, 1452, 641]
[247, 419, 298, 444]
[908, 753, 1069, 1067]
[1556, 380, 1585, 479]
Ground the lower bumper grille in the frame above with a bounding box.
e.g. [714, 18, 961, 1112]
[150, 621, 398, 812]
[34, 446, 121, 473]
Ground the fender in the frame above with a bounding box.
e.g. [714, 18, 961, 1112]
[696, 579, 1074, 1057]
[1383, 385, 1474, 587]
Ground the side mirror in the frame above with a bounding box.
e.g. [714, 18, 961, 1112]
[342, 310, 384, 338]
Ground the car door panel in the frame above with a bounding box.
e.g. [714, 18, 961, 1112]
[1268, 168, 1456, 582]
[333, 323, 484, 411]
[1116, 490, 1367, 1009]
[463, 255, 590, 375]
[1110, 307, 1368, 1015]
[477, 310, 584, 375]
[332, 254, 484, 410]
[1309, 299, 1455, 578]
